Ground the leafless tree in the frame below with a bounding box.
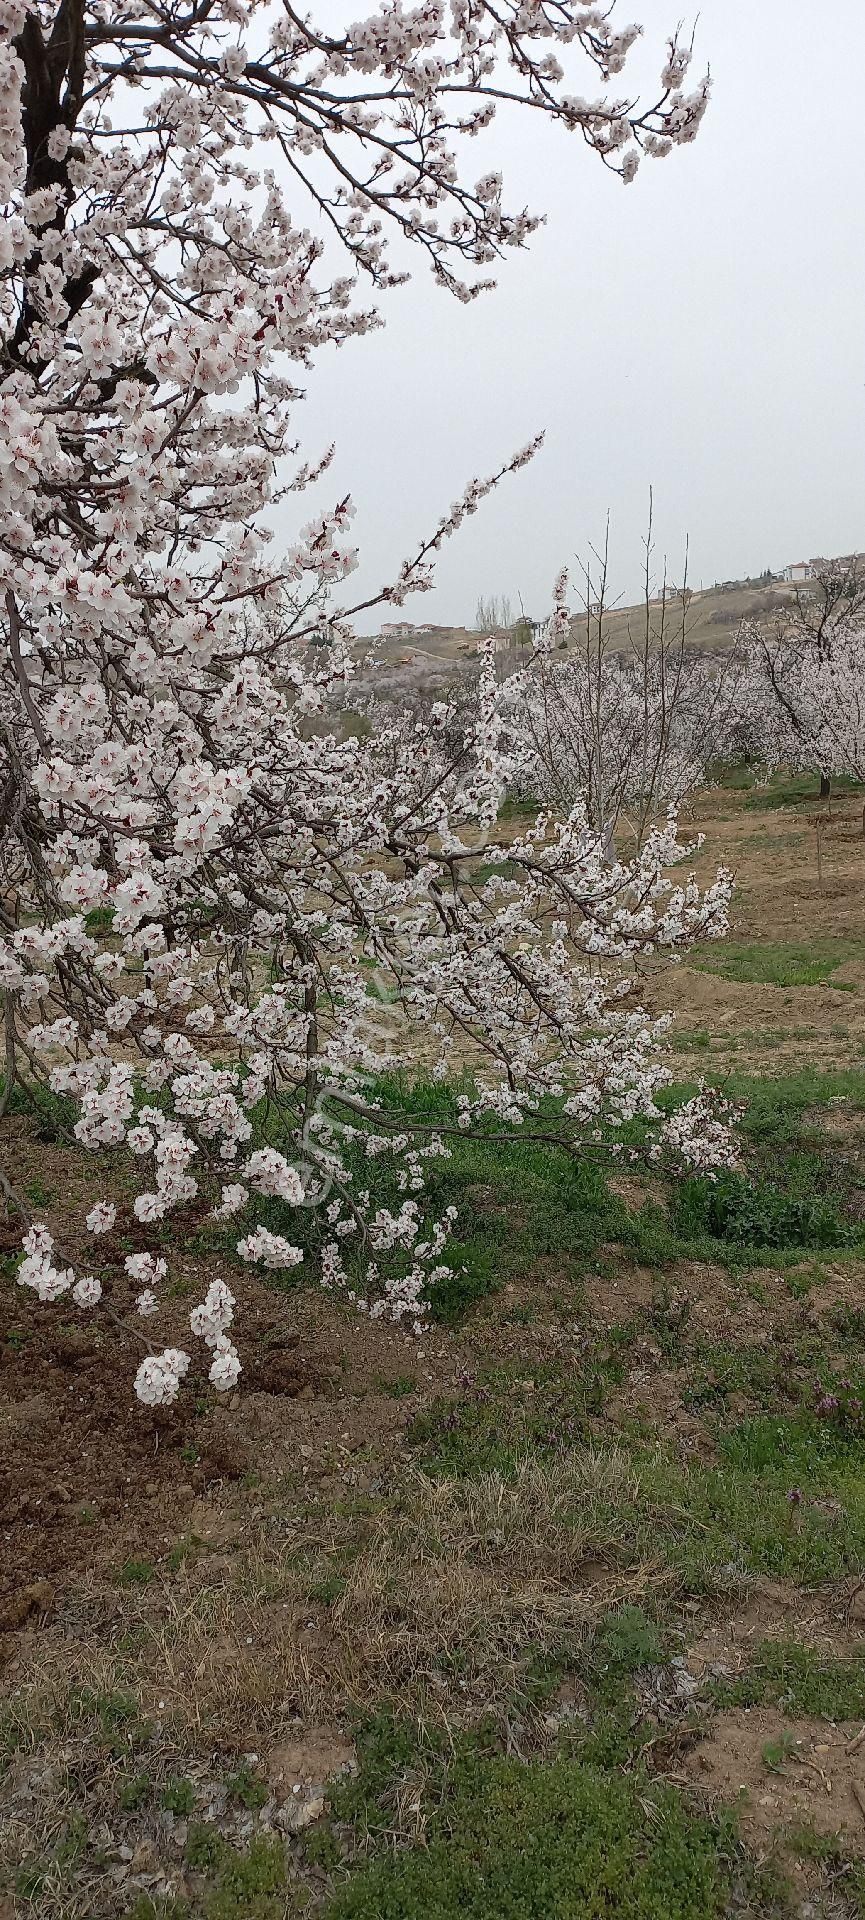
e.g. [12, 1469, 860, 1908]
[476, 595, 515, 634]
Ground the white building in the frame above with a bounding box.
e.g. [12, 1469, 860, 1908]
[780, 560, 814, 583]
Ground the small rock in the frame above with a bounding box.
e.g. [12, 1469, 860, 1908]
[277, 1791, 325, 1834]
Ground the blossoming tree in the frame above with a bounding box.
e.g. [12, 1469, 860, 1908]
[511, 517, 746, 854]
[744, 559, 865, 806]
[1, 0, 729, 1403]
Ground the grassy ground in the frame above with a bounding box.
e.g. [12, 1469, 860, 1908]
[3, 770, 865, 1918]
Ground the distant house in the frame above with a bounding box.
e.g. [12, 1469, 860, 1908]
[780, 561, 814, 583]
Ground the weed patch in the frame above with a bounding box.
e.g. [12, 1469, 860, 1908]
[408, 1360, 621, 1476]
[691, 940, 859, 989]
[673, 1171, 858, 1251]
[325, 1727, 749, 1920]
[743, 771, 865, 812]
[715, 1640, 865, 1721]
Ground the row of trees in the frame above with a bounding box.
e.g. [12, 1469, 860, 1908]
[493, 543, 865, 851]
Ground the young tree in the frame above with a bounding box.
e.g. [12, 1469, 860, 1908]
[1, 2, 725, 1400]
[511, 514, 745, 853]
[745, 636, 865, 824]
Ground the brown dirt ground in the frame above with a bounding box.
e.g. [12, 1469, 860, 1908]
[685, 1712, 865, 1853]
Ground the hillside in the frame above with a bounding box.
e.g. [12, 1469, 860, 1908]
[351, 576, 797, 707]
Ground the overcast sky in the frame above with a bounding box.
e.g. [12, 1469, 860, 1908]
[291, 1, 865, 632]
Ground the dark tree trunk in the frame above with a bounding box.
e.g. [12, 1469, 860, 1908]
[820, 771, 831, 800]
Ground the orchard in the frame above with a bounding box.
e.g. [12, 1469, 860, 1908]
[4, 8, 865, 1916]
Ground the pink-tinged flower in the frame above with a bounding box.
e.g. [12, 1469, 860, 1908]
[72, 1274, 102, 1308]
[86, 1201, 116, 1235]
[236, 1227, 303, 1270]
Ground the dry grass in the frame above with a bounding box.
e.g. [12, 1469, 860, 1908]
[4, 1458, 669, 1758]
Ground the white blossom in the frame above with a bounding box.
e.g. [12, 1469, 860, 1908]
[72, 1274, 102, 1308]
[134, 1349, 191, 1407]
[86, 1202, 116, 1235]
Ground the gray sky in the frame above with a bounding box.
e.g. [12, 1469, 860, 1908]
[293, 1, 865, 632]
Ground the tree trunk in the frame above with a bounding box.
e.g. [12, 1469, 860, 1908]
[819, 771, 831, 800]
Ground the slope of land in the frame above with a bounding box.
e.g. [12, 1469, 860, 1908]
[350, 578, 799, 711]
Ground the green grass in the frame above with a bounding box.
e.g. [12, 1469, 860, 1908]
[205, 1073, 694, 1314]
[720, 1399, 865, 1480]
[706, 761, 865, 807]
[497, 793, 540, 821]
[0, 1074, 77, 1141]
[10, 1061, 865, 1319]
[671, 1029, 712, 1052]
[760, 1731, 799, 1775]
[471, 857, 522, 884]
[117, 1557, 157, 1588]
[377, 1374, 418, 1398]
[707, 759, 759, 792]
[673, 1171, 858, 1251]
[787, 1828, 865, 1912]
[683, 1340, 820, 1417]
[224, 1761, 269, 1811]
[323, 1724, 766, 1920]
[729, 1067, 865, 1129]
[590, 1605, 665, 1695]
[408, 1392, 865, 1589]
[235, 1067, 865, 1315]
[690, 939, 859, 989]
[161, 1777, 196, 1815]
[408, 1356, 626, 1476]
[744, 770, 865, 812]
[183, 1825, 286, 1916]
[678, 1070, 865, 1253]
[715, 1639, 865, 1722]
